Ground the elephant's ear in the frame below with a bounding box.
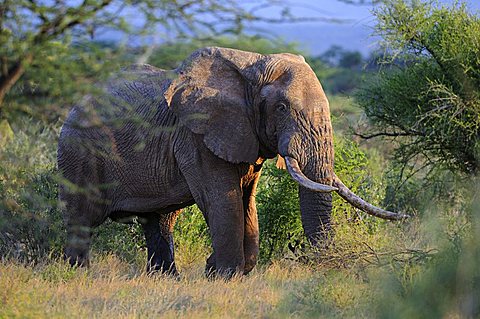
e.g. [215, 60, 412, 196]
[164, 47, 262, 164]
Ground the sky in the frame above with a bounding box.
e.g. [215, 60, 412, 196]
[263, 0, 480, 56]
[101, 0, 480, 57]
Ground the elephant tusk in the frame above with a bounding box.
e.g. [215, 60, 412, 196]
[332, 174, 410, 220]
[284, 156, 338, 193]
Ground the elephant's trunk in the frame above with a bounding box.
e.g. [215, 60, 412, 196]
[299, 187, 333, 245]
[285, 154, 335, 245]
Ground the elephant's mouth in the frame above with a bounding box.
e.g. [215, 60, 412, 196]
[284, 156, 409, 220]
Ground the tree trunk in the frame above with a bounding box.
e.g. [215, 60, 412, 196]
[0, 54, 32, 117]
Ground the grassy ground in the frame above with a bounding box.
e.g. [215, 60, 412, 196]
[0, 254, 384, 318]
[0, 205, 410, 319]
[1, 208, 469, 319]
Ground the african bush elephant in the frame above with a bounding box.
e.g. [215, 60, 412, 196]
[58, 47, 407, 278]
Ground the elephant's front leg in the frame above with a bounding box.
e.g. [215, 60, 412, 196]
[140, 210, 180, 276]
[204, 166, 261, 276]
[177, 136, 248, 279]
[203, 185, 245, 279]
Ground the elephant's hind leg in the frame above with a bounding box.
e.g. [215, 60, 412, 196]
[63, 195, 104, 267]
[64, 223, 92, 267]
[140, 210, 181, 276]
[60, 149, 109, 268]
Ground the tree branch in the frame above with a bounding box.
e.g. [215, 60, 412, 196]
[26, 0, 49, 23]
[0, 0, 113, 112]
[0, 54, 33, 110]
[33, 0, 113, 43]
[354, 131, 414, 140]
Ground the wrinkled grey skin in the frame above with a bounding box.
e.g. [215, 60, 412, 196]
[58, 47, 334, 278]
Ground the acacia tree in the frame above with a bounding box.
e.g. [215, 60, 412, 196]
[356, 0, 480, 176]
[0, 0, 346, 121]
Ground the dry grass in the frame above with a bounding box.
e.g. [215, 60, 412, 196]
[1, 251, 388, 319]
[1, 203, 472, 318]
[0, 257, 304, 318]
[0, 219, 420, 319]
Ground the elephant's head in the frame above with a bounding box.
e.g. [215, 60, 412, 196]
[165, 47, 408, 244]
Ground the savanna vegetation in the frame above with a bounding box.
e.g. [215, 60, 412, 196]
[1, 0, 479, 318]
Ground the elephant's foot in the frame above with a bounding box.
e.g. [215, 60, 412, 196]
[204, 253, 244, 280]
[64, 226, 92, 267]
[64, 245, 90, 267]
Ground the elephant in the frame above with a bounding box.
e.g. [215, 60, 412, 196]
[58, 47, 407, 278]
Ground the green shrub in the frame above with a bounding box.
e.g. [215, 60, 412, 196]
[357, 0, 480, 176]
[91, 219, 145, 266]
[173, 205, 211, 266]
[257, 159, 304, 262]
[0, 120, 63, 262]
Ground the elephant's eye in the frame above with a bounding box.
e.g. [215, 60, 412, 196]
[277, 102, 288, 112]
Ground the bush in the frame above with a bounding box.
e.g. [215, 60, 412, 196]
[4, 42, 131, 123]
[373, 179, 480, 318]
[173, 206, 211, 267]
[0, 120, 63, 262]
[357, 0, 480, 176]
[257, 160, 304, 262]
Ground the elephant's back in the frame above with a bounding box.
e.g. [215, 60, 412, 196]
[59, 64, 175, 151]
[107, 64, 173, 106]
[57, 64, 182, 205]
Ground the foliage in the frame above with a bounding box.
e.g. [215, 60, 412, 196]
[309, 45, 370, 95]
[357, 0, 480, 175]
[0, 118, 14, 147]
[257, 160, 304, 263]
[90, 219, 145, 266]
[374, 179, 480, 318]
[0, 120, 63, 262]
[5, 41, 131, 122]
[173, 206, 211, 267]
[0, 0, 127, 114]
